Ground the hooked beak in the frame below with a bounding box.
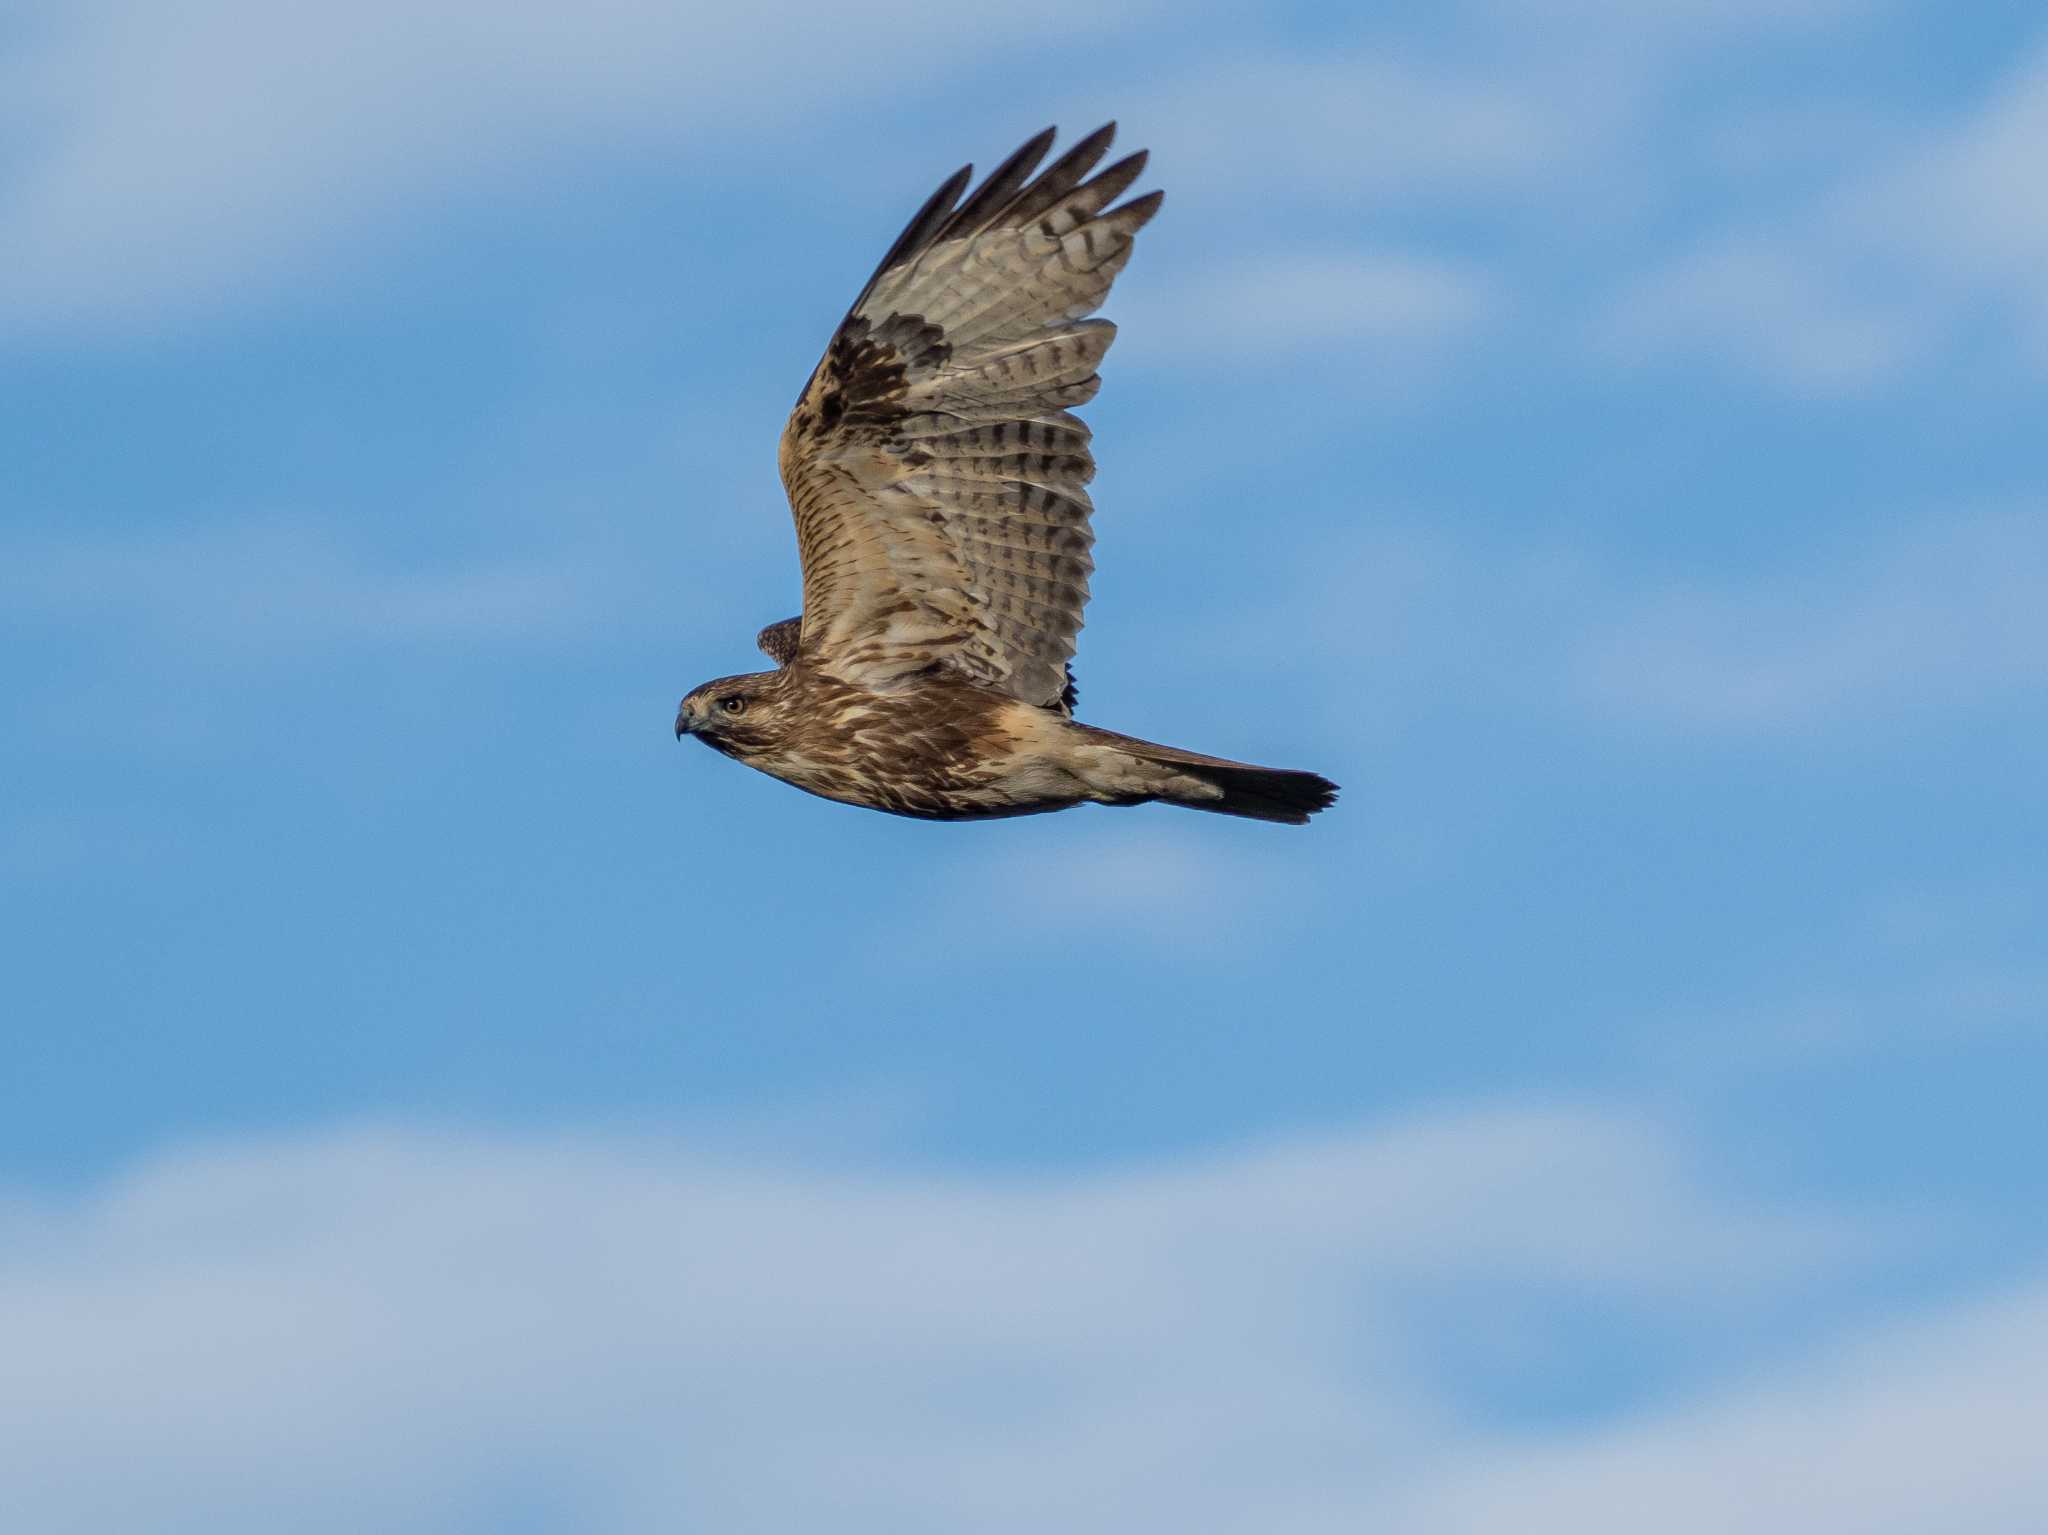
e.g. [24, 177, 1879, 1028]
[674, 704, 693, 739]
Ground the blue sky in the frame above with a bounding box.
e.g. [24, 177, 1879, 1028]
[4, 0, 2046, 1528]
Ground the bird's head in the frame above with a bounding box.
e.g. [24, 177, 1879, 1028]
[675, 669, 794, 759]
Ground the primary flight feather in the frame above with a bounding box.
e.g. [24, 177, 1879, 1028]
[675, 124, 1338, 825]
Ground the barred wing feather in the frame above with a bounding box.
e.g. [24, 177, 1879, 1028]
[776, 124, 1160, 712]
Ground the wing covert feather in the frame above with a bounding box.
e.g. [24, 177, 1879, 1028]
[756, 617, 803, 666]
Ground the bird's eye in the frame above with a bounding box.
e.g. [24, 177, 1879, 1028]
[719, 695, 746, 716]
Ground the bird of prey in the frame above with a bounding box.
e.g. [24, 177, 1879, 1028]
[675, 124, 1338, 824]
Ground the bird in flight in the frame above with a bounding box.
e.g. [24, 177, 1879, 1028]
[675, 124, 1337, 824]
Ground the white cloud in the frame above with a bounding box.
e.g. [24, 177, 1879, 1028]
[1112, 48, 1582, 216]
[1114, 0, 1891, 227]
[1204, 508, 2046, 745]
[0, 1101, 1930, 1534]
[1122, 251, 1497, 365]
[923, 825, 1315, 949]
[1, 517, 627, 658]
[1392, 1282, 2048, 1535]
[1637, 968, 2048, 1088]
[0, 0, 1174, 335]
[1597, 231, 1930, 394]
[1475, 0, 1878, 31]
[3, 0, 1911, 346]
[1855, 45, 2048, 305]
[1572, 511, 2048, 732]
[0, 512, 703, 765]
[1602, 38, 2048, 391]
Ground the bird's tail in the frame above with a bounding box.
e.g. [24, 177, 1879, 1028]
[1079, 727, 1339, 825]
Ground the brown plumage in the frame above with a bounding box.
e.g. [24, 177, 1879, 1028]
[675, 125, 1337, 825]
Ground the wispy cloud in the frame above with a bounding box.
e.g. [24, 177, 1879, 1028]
[3, 518, 627, 659]
[1113, 47, 1583, 216]
[1600, 39, 2048, 392]
[1638, 968, 2048, 1089]
[4, 0, 1929, 350]
[0, 1100, 1924, 1534]
[1572, 510, 2048, 732]
[0, 0, 1174, 335]
[1393, 1281, 2048, 1535]
[1122, 251, 1497, 365]
[1476, 0, 1882, 33]
[1199, 508, 2047, 745]
[1597, 232, 1929, 395]
[924, 825, 1314, 949]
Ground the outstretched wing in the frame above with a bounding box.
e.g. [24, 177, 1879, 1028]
[777, 124, 1160, 711]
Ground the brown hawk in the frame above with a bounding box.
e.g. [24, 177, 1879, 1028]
[675, 124, 1338, 825]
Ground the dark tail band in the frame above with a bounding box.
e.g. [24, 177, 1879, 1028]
[1079, 725, 1339, 825]
[1161, 759, 1339, 824]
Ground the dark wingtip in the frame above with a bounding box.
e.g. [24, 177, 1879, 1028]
[1105, 147, 1149, 180]
[1118, 187, 1166, 227]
